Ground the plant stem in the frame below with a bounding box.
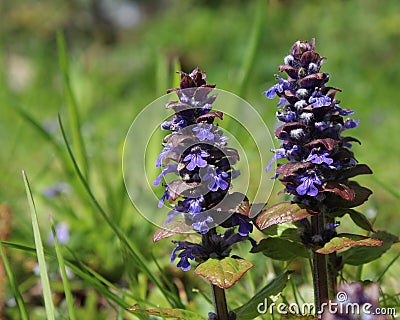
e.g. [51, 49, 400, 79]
[212, 285, 229, 320]
[205, 229, 229, 320]
[311, 213, 329, 317]
[325, 214, 338, 299]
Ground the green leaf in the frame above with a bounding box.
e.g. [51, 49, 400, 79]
[0, 244, 29, 320]
[347, 209, 376, 232]
[23, 171, 55, 320]
[251, 237, 309, 260]
[153, 221, 194, 243]
[323, 181, 372, 208]
[127, 305, 205, 319]
[328, 209, 375, 232]
[256, 202, 317, 230]
[316, 236, 382, 254]
[341, 231, 398, 265]
[57, 31, 88, 179]
[51, 223, 77, 320]
[194, 257, 253, 289]
[234, 271, 292, 319]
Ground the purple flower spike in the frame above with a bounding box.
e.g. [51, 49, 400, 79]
[296, 171, 322, 196]
[183, 147, 210, 170]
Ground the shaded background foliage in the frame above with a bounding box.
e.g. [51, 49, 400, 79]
[1, 0, 399, 318]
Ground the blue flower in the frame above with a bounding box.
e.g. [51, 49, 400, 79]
[48, 222, 70, 246]
[342, 118, 360, 131]
[192, 123, 215, 141]
[231, 214, 253, 236]
[183, 147, 210, 170]
[277, 111, 297, 122]
[309, 90, 331, 107]
[306, 149, 333, 165]
[192, 214, 214, 234]
[158, 187, 170, 208]
[186, 196, 204, 214]
[264, 77, 292, 99]
[42, 182, 70, 198]
[296, 171, 322, 197]
[170, 243, 195, 271]
[156, 145, 172, 167]
[277, 97, 288, 107]
[170, 241, 204, 271]
[266, 148, 287, 172]
[202, 166, 229, 191]
[153, 164, 178, 186]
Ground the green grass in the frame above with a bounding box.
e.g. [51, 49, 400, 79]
[1, 0, 399, 319]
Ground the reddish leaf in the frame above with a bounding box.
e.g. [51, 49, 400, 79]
[223, 147, 240, 162]
[278, 65, 298, 78]
[193, 86, 215, 101]
[299, 72, 329, 88]
[194, 257, 253, 289]
[152, 221, 193, 243]
[342, 136, 361, 145]
[127, 305, 205, 320]
[330, 148, 355, 161]
[165, 134, 198, 147]
[321, 181, 355, 201]
[255, 202, 317, 230]
[165, 101, 191, 113]
[300, 50, 320, 65]
[340, 164, 372, 179]
[276, 162, 313, 178]
[324, 181, 372, 208]
[196, 111, 223, 123]
[214, 192, 250, 217]
[316, 236, 382, 254]
[305, 138, 341, 151]
[167, 180, 201, 201]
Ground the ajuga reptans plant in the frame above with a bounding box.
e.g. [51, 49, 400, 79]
[255, 39, 397, 312]
[153, 68, 255, 320]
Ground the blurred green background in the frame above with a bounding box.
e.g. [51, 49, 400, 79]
[1, 0, 399, 318]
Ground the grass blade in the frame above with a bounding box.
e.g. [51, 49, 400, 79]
[57, 114, 183, 308]
[22, 170, 55, 320]
[0, 244, 29, 320]
[375, 252, 400, 282]
[236, 0, 265, 97]
[1, 241, 151, 318]
[57, 31, 88, 180]
[51, 223, 77, 320]
[371, 176, 400, 199]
